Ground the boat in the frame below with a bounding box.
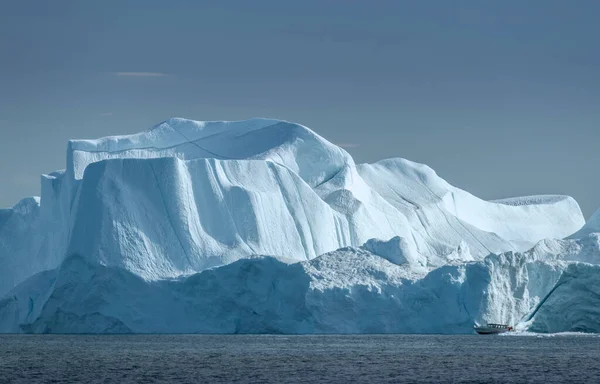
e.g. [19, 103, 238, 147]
[473, 323, 513, 335]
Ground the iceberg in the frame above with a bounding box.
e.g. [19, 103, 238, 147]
[0, 241, 589, 334]
[0, 117, 596, 334]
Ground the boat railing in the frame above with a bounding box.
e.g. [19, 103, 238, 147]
[486, 323, 509, 328]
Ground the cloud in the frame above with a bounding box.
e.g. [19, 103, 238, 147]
[99, 112, 113, 117]
[115, 72, 168, 77]
[336, 142, 360, 149]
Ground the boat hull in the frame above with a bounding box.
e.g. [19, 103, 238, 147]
[474, 328, 508, 335]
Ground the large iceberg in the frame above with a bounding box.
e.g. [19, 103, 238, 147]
[0, 118, 597, 334]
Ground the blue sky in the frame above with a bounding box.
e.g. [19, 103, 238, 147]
[1, 0, 599, 217]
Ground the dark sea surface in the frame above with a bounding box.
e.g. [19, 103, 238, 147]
[1, 334, 599, 383]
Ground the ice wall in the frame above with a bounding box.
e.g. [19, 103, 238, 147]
[0, 118, 587, 300]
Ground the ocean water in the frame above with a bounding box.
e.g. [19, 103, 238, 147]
[1, 334, 599, 383]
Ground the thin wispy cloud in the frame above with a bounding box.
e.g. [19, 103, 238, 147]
[115, 72, 169, 77]
[336, 143, 360, 149]
[99, 112, 114, 117]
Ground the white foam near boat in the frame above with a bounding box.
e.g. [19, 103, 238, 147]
[474, 324, 514, 335]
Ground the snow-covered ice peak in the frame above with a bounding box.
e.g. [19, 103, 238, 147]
[444, 240, 474, 264]
[67, 117, 354, 188]
[9, 196, 40, 215]
[362, 236, 426, 267]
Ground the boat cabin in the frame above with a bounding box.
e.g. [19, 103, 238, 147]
[486, 323, 509, 329]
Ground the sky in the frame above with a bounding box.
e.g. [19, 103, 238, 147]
[1, 0, 599, 218]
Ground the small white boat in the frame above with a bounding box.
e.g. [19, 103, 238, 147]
[474, 323, 513, 335]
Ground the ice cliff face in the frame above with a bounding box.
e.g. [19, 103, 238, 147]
[528, 262, 600, 333]
[1, 240, 593, 334]
[0, 117, 596, 334]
